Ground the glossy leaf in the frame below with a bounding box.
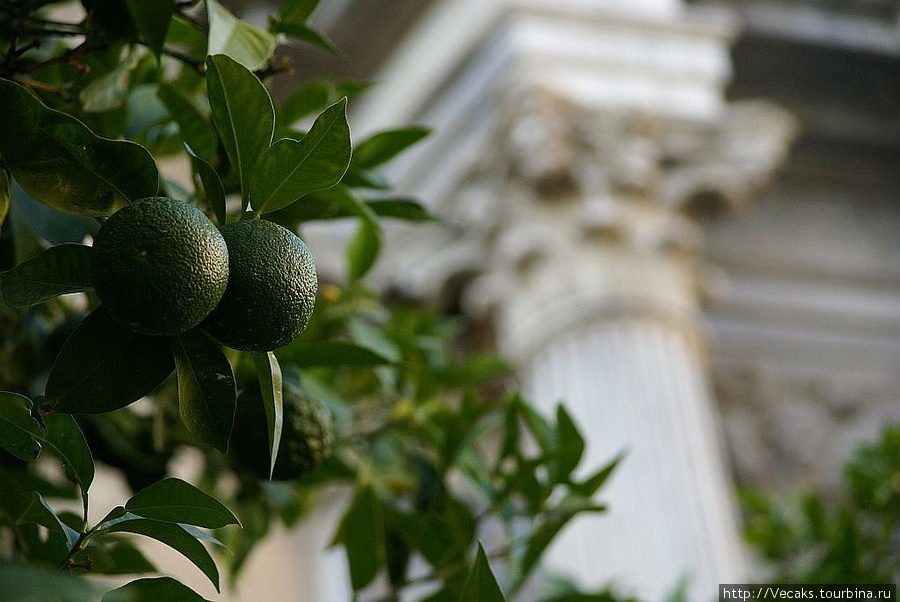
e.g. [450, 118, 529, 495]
[251, 98, 351, 214]
[461, 542, 507, 602]
[158, 85, 218, 163]
[353, 127, 430, 170]
[104, 519, 220, 591]
[125, 477, 240, 528]
[333, 486, 384, 590]
[206, 54, 275, 205]
[0, 80, 159, 216]
[185, 146, 226, 227]
[0, 169, 9, 228]
[17, 492, 81, 552]
[253, 351, 283, 478]
[125, 0, 175, 55]
[103, 577, 211, 602]
[276, 341, 393, 367]
[46, 307, 175, 414]
[347, 219, 382, 281]
[206, 0, 277, 70]
[0, 243, 92, 309]
[0, 392, 41, 461]
[172, 330, 236, 453]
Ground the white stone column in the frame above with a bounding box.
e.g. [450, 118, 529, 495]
[328, 1, 798, 600]
[520, 307, 745, 598]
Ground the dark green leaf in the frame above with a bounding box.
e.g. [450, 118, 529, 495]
[271, 22, 342, 57]
[461, 542, 507, 602]
[276, 341, 393, 367]
[353, 127, 430, 169]
[173, 330, 236, 453]
[185, 146, 226, 227]
[278, 0, 319, 22]
[46, 307, 175, 414]
[438, 353, 512, 387]
[80, 51, 140, 113]
[342, 166, 390, 190]
[332, 486, 384, 590]
[251, 98, 351, 214]
[206, 0, 277, 70]
[125, 0, 175, 55]
[125, 477, 240, 528]
[0, 244, 92, 309]
[103, 577, 211, 602]
[571, 452, 624, 497]
[252, 351, 283, 478]
[17, 492, 81, 552]
[0, 391, 41, 461]
[206, 54, 275, 206]
[368, 199, 441, 223]
[279, 78, 371, 128]
[0, 168, 10, 227]
[552, 405, 585, 482]
[347, 219, 382, 281]
[0, 80, 159, 216]
[103, 519, 220, 591]
[80, 540, 156, 575]
[42, 414, 95, 496]
[158, 85, 218, 163]
[0, 564, 109, 602]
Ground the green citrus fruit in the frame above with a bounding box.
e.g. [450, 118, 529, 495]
[202, 219, 317, 351]
[90, 197, 229, 336]
[229, 382, 333, 480]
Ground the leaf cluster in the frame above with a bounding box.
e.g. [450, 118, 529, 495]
[0, 1, 631, 600]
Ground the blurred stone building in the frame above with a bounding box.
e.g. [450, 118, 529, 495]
[228, 0, 900, 599]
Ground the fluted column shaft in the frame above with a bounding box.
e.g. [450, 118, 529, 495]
[523, 314, 744, 599]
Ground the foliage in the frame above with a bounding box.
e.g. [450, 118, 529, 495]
[0, 1, 624, 599]
[742, 424, 900, 584]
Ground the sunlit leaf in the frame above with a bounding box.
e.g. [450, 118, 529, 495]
[0, 79, 159, 216]
[251, 98, 351, 214]
[206, 0, 277, 70]
[252, 351, 283, 479]
[206, 54, 275, 206]
[126, 477, 240, 528]
[46, 307, 175, 414]
[0, 244, 92, 309]
[173, 330, 236, 453]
